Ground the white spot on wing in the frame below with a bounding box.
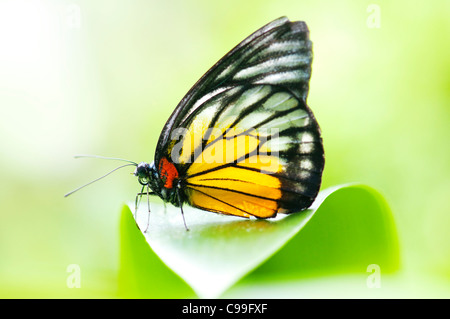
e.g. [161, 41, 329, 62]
[300, 159, 313, 170]
[300, 132, 315, 143]
[299, 142, 314, 154]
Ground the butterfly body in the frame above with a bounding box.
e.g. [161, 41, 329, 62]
[134, 161, 181, 207]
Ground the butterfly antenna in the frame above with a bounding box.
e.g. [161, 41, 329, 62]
[64, 163, 137, 197]
[73, 154, 138, 166]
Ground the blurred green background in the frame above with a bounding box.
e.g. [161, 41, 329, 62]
[0, 0, 449, 297]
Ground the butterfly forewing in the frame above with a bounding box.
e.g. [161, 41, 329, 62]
[155, 17, 324, 218]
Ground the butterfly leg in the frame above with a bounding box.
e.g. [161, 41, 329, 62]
[144, 185, 151, 233]
[177, 191, 189, 231]
[134, 185, 145, 220]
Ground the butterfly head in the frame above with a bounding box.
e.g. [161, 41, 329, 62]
[135, 162, 159, 188]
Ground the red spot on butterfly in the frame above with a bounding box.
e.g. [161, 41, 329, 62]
[158, 157, 179, 189]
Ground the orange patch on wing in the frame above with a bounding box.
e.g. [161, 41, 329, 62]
[186, 186, 279, 218]
[158, 157, 179, 189]
[185, 165, 282, 218]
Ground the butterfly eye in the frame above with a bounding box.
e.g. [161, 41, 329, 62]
[138, 176, 150, 185]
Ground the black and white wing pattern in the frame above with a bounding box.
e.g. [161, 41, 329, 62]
[154, 17, 324, 217]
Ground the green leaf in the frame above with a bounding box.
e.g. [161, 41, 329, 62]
[118, 184, 399, 298]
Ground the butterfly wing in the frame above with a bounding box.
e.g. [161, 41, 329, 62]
[155, 17, 324, 218]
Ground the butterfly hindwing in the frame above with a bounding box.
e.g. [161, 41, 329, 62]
[154, 17, 324, 218]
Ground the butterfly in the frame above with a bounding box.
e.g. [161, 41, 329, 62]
[66, 16, 325, 231]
